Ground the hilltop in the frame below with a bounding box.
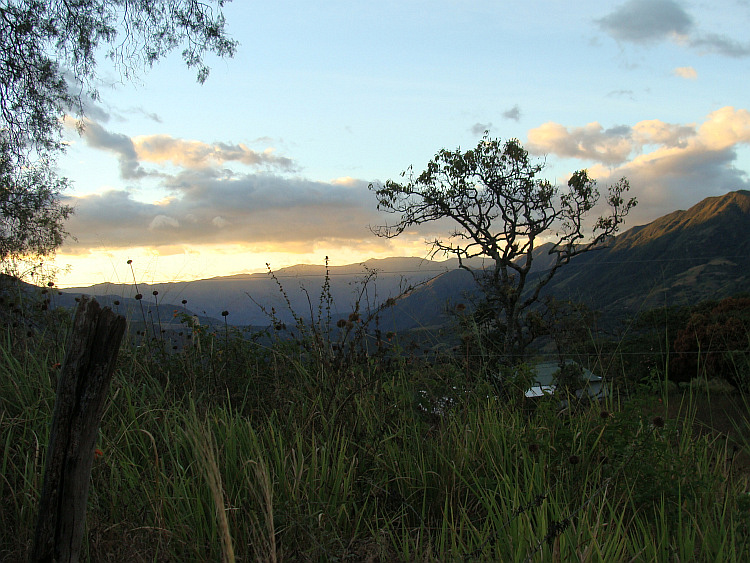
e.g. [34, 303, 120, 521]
[58, 190, 750, 331]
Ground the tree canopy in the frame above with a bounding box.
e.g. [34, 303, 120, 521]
[371, 135, 637, 365]
[0, 0, 237, 270]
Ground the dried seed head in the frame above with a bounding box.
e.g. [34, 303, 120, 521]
[568, 455, 580, 465]
[135, 294, 143, 300]
[337, 318, 347, 328]
[652, 416, 665, 428]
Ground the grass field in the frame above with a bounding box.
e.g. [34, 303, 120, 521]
[2, 303, 750, 562]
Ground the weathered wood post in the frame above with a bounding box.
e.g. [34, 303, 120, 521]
[31, 296, 126, 563]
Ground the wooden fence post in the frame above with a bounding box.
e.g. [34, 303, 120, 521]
[31, 296, 126, 563]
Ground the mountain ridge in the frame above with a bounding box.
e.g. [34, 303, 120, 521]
[61, 190, 750, 329]
[382, 189, 750, 330]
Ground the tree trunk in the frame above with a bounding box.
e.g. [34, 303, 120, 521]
[31, 296, 126, 563]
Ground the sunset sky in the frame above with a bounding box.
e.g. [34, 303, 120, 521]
[53, 0, 750, 288]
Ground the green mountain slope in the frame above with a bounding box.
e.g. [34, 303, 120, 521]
[544, 189, 750, 316]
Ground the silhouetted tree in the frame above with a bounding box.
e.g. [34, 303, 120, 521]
[0, 0, 237, 271]
[371, 135, 636, 365]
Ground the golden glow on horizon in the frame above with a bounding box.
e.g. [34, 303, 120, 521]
[52, 238, 437, 288]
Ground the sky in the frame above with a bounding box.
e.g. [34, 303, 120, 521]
[52, 0, 750, 288]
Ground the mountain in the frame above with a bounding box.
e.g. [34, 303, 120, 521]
[60, 190, 750, 331]
[61, 256, 473, 327]
[541, 189, 750, 316]
[385, 190, 750, 329]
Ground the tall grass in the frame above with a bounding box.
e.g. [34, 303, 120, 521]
[2, 313, 750, 561]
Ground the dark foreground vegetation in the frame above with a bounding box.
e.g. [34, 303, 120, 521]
[2, 286, 750, 562]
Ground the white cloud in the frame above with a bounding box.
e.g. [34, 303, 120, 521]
[527, 122, 634, 164]
[527, 108, 750, 168]
[71, 119, 296, 180]
[149, 215, 180, 230]
[631, 120, 695, 147]
[673, 66, 697, 79]
[559, 107, 750, 222]
[133, 136, 296, 170]
[331, 176, 359, 186]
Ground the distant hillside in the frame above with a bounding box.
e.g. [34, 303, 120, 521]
[386, 190, 750, 330]
[62, 257, 469, 326]
[542, 189, 750, 316]
[60, 190, 750, 332]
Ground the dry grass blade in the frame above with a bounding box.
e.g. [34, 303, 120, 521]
[185, 412, 236, 563]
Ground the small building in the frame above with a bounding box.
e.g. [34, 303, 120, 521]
[524, 361, 607, 402]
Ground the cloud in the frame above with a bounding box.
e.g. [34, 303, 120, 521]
[331, 176, 358, 186]
[697, 106, 750, 149]
[61, 173, 382, 254]
[127, 107, 163, 123]
[607, 89, 636, 100]
[527, 117, 702, 164]
[631, 119, 695, 147]
[149, 215, 180, 230]
[76, 120, 149, 179]
[471, 122, 492, 136]
[597, 0, 750, 57]
[133, 135, 296, 170]
[673, 66, 697, 79]
[690, 33, 750, 58]
[596, 0, 692, 43]
[212, 216, 229, 228]
[503, 105, 521, 121]
[536, 107, 750, 223]
[527, 122, 635, 164]
[72, 120, 296, 180]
